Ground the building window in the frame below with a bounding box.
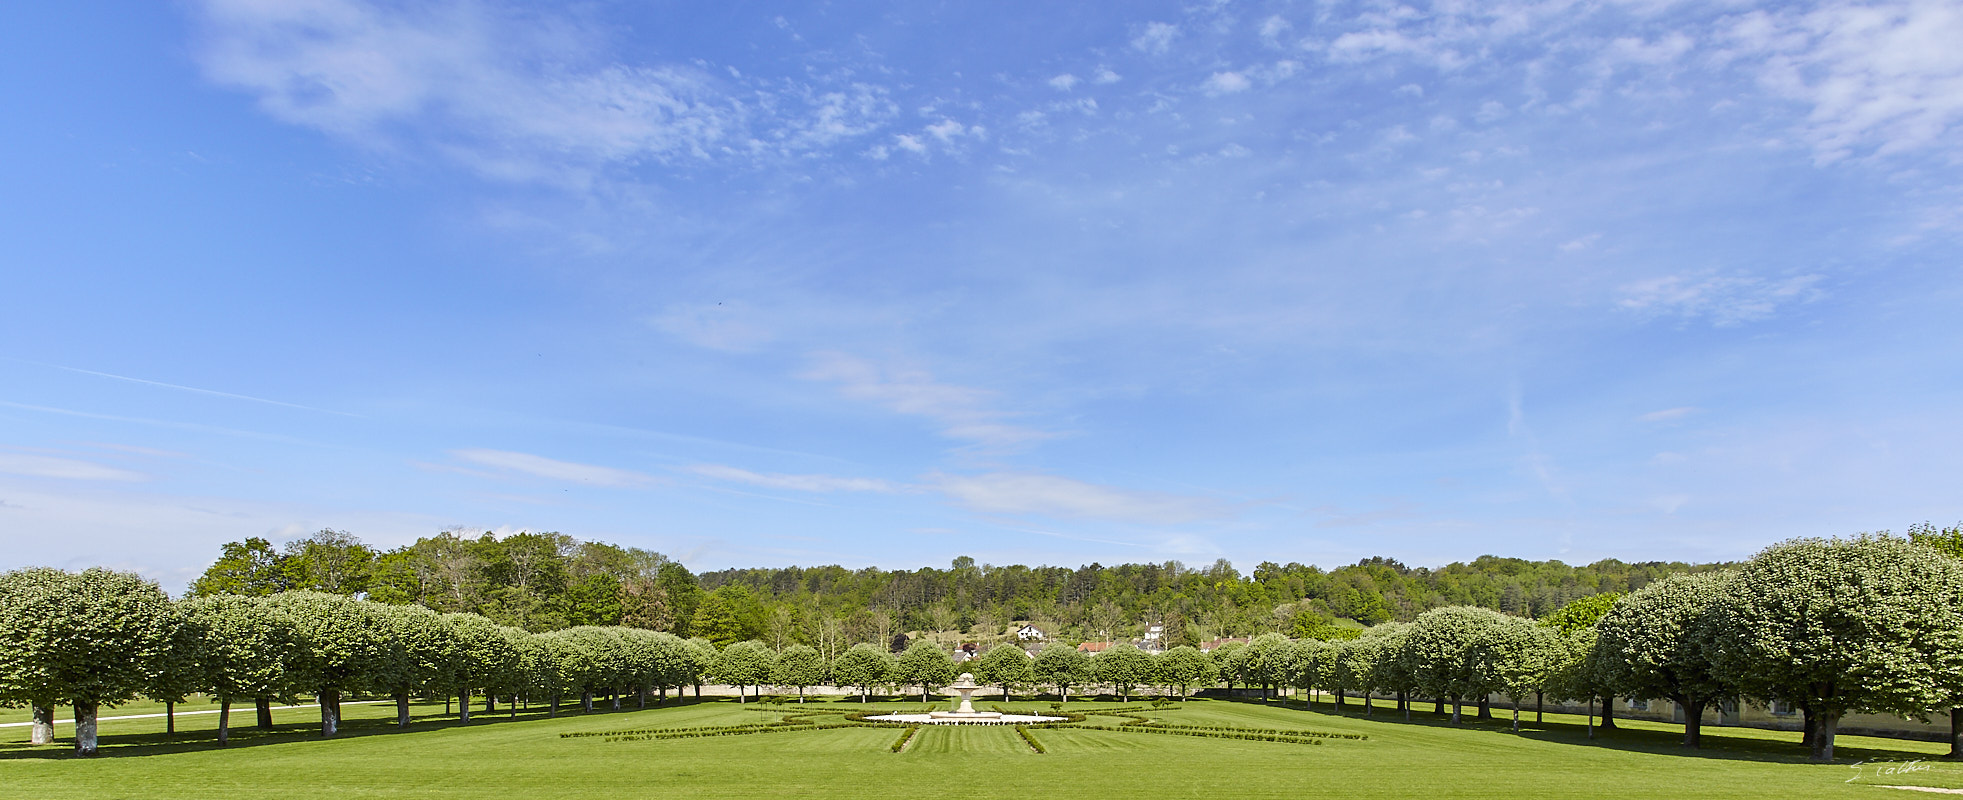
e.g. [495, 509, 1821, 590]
[1626, 698, 1649, 711]
[1769, 700, 1796, 716]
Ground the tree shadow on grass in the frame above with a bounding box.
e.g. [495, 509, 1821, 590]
[0, 697, 714, 762]
[1240, 697, 1942, 765]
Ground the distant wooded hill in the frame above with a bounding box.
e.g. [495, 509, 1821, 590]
[190, 529, 1726, 647]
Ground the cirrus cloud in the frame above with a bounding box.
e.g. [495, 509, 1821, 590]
[932, 472, 1226, 525]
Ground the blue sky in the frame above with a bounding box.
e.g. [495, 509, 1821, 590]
[3, 0, 1960, 594]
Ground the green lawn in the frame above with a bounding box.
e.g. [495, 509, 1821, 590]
[3, 696, 1957, 798]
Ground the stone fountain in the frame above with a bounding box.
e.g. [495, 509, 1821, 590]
[928, 674, 1001, 720]
[862, 671, 1066, 725]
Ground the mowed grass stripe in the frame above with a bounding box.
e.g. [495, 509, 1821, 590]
[900, 725, 1031, 756]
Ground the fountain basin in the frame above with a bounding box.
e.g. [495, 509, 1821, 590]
[863, 712, 1065, 725]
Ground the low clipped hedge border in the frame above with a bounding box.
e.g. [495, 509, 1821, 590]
[587, 722, 871, 743]
[562, 721, 805, 739]
[1126, 722, 1367, 741]
[1092, 725, 1328, 746]
[1014, 725, 1046, 754]
[890, 724, 921, 753]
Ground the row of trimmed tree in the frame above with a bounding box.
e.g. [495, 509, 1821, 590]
[0, 572, 731, 756]
[1204, 533, 1963, 762]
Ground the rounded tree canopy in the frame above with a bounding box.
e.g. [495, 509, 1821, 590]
[0, 568, 175, 707]
[264, 591, 383, 692]
[1595, 571, 1733, 706]
[891, 639, 956, 689]
[771, 644, 826, 688]
[365, 602, 455, 695]
[714, 640, 776, 686]
[833, 643, 892, 688]
[1032, 643, 1091, 687]
[1401, 605, 1513, 700]
[1093, 643, 1155, 688]
[1708, 534, 1963, 716]
[1157, 645, 1218, 689]
[1244, 632, 1295, 688]
[971, 643, 1033, 687]
[178, 594, 295, 701]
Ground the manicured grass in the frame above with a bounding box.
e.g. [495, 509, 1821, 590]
[3, 696, 1957, 798]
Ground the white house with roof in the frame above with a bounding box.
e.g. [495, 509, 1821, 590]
[1015, 624, 1046, 642]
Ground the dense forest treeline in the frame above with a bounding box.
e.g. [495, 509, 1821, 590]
[189, 528, 1727, 647]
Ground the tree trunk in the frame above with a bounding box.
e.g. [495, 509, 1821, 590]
[320, 689, 340, 737]
[1511, 702, 1520, 732]
[1364, 693, 1373, 716]
[218, 698, 232, 746]
[459, 690, 473, 723]
[693, 682, 701, 699]
[549, 693, 559, 718]
[1811, 708, 1842, 762]
[165, 700, 176, 737]
[640, 688, 648, 709]
[1599, 696, 1616, 730]
[511, 694, 518, 718]
[74, 701, 99, 757]
[396, 692, 411, 726]
[486, 695, 496, 714]
[1434, 698, 1445, 716]
[582, 691, 593, 712]
[611, 690, 621, 711]
[1587, 697, 1595, 739]
[1682, 697, 1705, 748]
[30, 703, 54, 745]
[1335, 689, 1346, 709]
[1949, 707, 1960, 760]
[1477, 695, 1491, 719]
[1802, 708, 1816, 748]
[1400, 691, 1410, 722]
[256, 696, 274, 729]
[1536, 691, 1544, 724]
[799, 686, 806, 703]
[1452, 696, 1463, 725]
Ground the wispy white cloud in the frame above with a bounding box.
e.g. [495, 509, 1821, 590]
[23, 360, 357, 417]
[1048, 73, 1079, 91]
[188, 0, 902, 184]
[449, 449, 658, 487]
[1617, 273, 1825, 325]
[1258, 15, 1291, 47]
[0, 453, 149, 482]
[1639, 407, 1701, 423]
[800, 353, 1053, 448]
[1725, 1, 1963, 164]
[687, 464, 901, 493]
[1204, 71, 1251, 95]
[933, 472, 1225, 524]
[1132, 22, 1178, 55]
